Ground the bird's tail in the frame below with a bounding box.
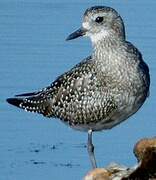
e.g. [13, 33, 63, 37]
[6, 92, 53, 117]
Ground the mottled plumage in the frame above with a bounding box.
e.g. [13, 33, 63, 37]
[7, 6, 150, 168]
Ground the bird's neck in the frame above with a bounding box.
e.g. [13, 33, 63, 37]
[92, 36, 128, 87]
[92, 35, 123, 62]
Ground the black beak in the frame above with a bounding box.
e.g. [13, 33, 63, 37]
[66, 27, 87, 41]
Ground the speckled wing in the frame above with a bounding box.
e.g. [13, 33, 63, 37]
[7, 56, 117, 126]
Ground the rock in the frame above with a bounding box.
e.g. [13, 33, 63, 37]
[84, 168, 111, 180]
[84, 137, 156, 180]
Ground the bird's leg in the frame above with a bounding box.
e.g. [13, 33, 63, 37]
[87, 129, 97, 169]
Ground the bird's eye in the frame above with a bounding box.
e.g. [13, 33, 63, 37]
[95, 16, 104, 23]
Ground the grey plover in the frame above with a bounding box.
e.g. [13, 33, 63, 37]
[7, 6, 150, 168]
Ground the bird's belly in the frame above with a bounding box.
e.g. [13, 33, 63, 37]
[67, 92, 147, 132]
[96, 93, 147, 131]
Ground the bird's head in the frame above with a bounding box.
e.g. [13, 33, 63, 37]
[66, 6, 125, 44]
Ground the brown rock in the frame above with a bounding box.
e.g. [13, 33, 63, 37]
[84, 137, 156, 180]
[84, 168, 111, 180]
[125, 137, 156, 179]
[133, 137, 156, 162]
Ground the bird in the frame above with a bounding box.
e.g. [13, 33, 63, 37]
[6, 6, 150, 169]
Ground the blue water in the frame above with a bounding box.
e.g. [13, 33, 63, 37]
[1, 1, 156, 179]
